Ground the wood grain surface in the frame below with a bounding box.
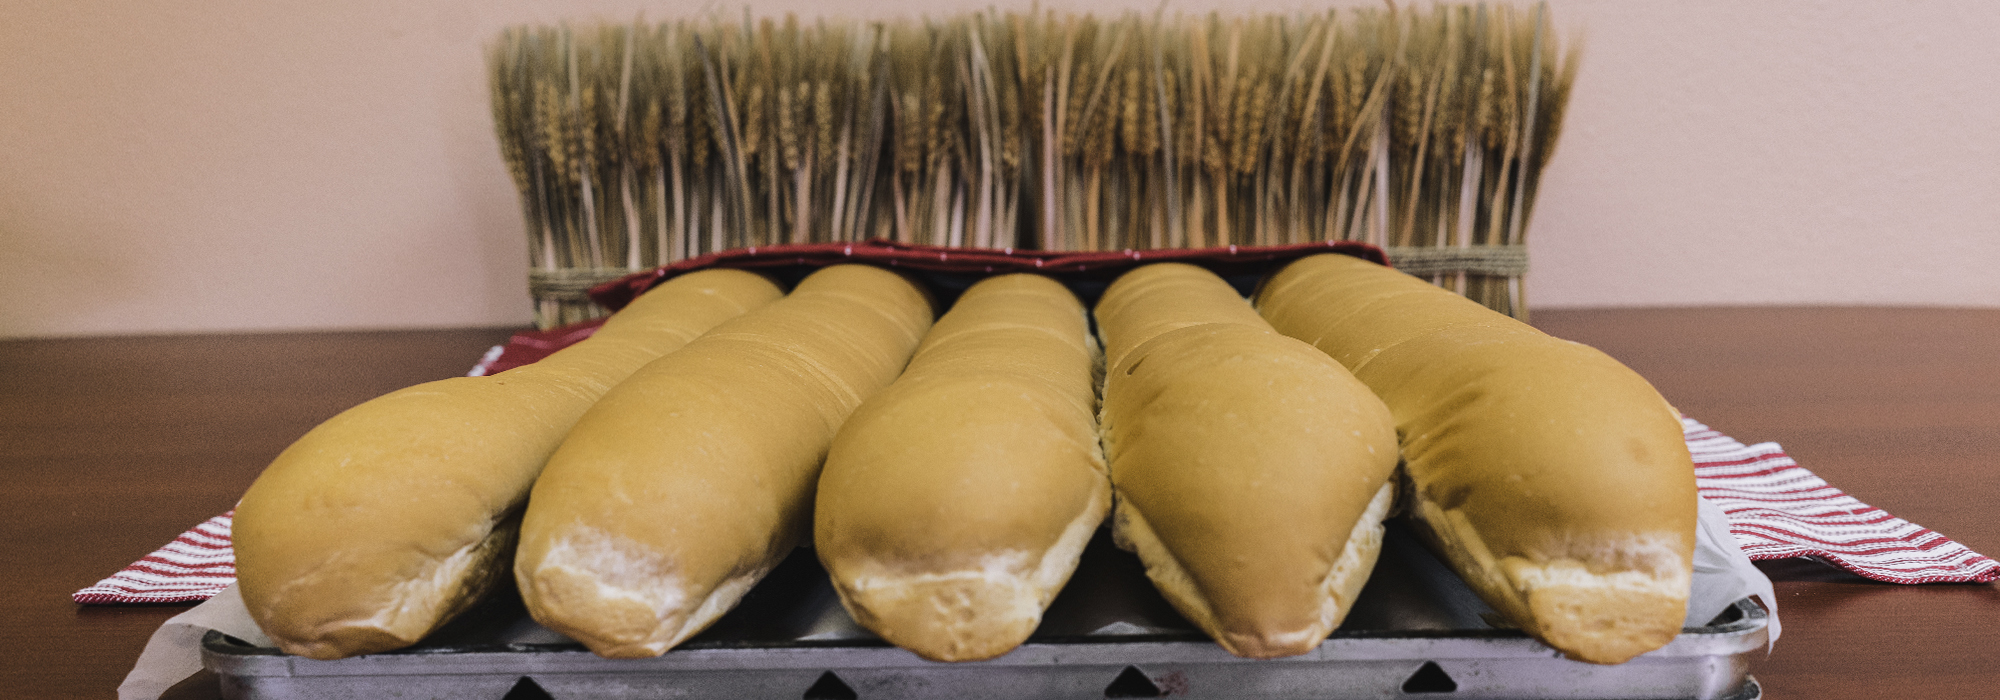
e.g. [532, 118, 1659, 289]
[0, 328, 515, 699]
[1534, 307, 2000, 699]
[3, 308, 1995, 698]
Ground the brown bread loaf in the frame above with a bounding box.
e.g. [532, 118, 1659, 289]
[233, 269, 782, 659]
[1096, 262, 1399, 659]
[514, 264, 933, 658]
[815, 273, 1108, 662]
[1256, 253, 1696, 665]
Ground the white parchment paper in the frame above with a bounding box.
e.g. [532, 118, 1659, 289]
[117, 584, 270, 700]
[1688, 494, 1781, 646]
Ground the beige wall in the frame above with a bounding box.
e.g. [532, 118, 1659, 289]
[4, 1, 1996, 338]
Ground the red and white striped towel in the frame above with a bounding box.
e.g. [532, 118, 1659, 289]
[1684, 418, 1997, 584]
[76, 416, 1997, 604]
[74, 512, 237, 604]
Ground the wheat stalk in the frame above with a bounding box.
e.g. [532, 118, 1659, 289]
[491, 4, 1573, 325]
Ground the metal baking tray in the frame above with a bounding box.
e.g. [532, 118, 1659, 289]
[203, 521, 1767, 699]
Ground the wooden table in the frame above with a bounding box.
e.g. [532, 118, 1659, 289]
[3, 308, 1995, 699]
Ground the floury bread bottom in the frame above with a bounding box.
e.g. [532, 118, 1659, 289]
[514, 265, 934, 658]
[199, 528, 1771, 699]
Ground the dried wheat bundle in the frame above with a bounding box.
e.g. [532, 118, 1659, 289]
[490, 3, 1576, 326]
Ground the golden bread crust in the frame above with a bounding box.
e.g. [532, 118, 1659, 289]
[233, 269, 782, 659]
[1258, 253, 1695, 665]
[816, 274, 1108, 662]
[1097, 263, 1399, 659]
[514, 265, 933, 658]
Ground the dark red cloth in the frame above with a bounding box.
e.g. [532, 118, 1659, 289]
[477, 239, 1387, 376]
[585, 239, 1388, 313]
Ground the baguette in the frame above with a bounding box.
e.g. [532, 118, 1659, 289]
[233, 269, 782, 659]
[1256, 253, 1696, 665]
[514, 264, 934, 658]
[1096, 263, 1399, 659]
[815, 274, 1108, 662]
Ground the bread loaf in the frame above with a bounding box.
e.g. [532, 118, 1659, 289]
[815, 274, 1108, 662]
[233, 269, 782, 659]
[514, 264, 933, 658]
[1096, 263, 1399, 659]
[1256, 253, 1696, 665]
